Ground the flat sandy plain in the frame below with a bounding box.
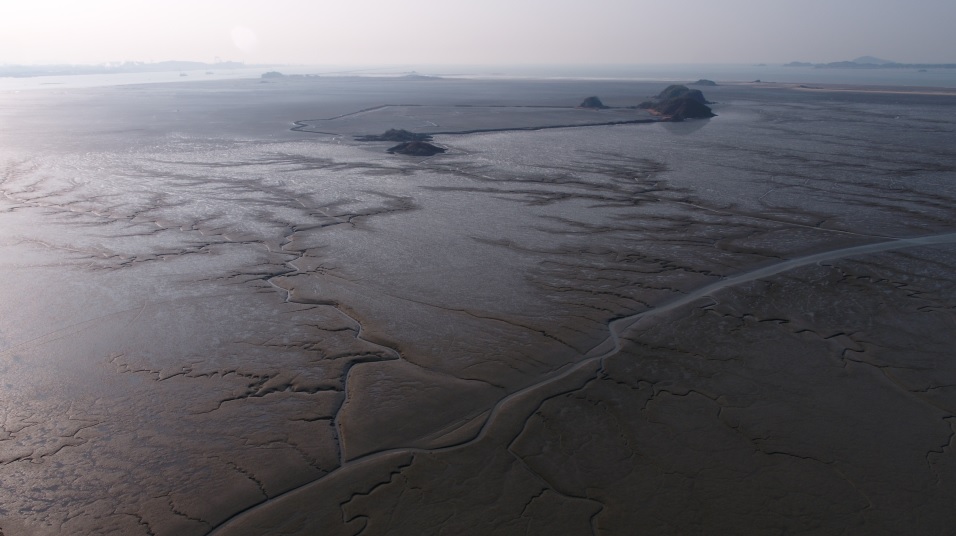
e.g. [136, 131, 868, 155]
[1, 75, 955, 535]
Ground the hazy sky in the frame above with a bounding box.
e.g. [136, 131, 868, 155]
[3, 0, 955, 65]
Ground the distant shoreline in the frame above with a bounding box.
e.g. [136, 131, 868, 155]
[721, 80, 956, 96]
[4, 69, 956, 94]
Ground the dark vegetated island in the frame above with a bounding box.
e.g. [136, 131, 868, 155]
[691, 79, 718, 86]
[655, 84, 710, 104]
[638, 84, 715, 121]
[579, 96, 609, 109]
[355, 129, 433, 142]
[386, 141, 446, 156]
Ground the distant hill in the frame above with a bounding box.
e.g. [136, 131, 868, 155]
[786, 57, 956, 69]
[851, 56, 895, 65]
[399, 72, 442, 81]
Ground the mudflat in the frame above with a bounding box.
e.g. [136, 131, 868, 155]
[1, 75, 955, 535]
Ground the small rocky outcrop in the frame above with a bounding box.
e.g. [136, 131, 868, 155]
[356, 129, 433, 142]
[691, 79, 717, 86]
[637, 84, 715, 121]
[579, 96, 608, 109]
[386, 141, 446, 156]
[261, 71, 285, 79]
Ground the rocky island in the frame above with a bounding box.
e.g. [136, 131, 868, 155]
[386, 140, 446, 156]
[638, 84, 715, 120]
[578, 96, 609, 109]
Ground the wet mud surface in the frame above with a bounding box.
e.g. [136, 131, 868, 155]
[1, 77, 955, 534]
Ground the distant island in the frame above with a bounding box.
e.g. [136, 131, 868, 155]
[786, 56, 956, 69]
[398, 72, 443, 81]
[579, 96, 609, 109]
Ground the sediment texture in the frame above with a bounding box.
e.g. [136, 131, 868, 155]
[0, 77, 954, 535]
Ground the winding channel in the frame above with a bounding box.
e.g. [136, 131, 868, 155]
[209, 230, 956, 535]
